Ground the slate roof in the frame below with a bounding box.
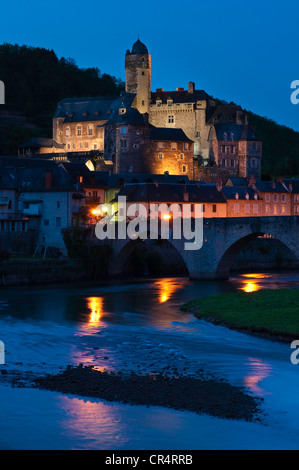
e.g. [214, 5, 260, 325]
[147, 126, 193, 142]
[114, 183, 226, 204]
[130, 39, 149, 55]
[150, 89, 210, 104]
[105, 104, 148, 126]
[226, 177, 248, 187]
[107, 173, 190, 188]
[18, 138, 64, 149]
[214, 123, 260, 141]
[207, 104, 245, 124]
[54, 94, 136, 123]
[284, 179, 299, 193]
[0, 157, 82, 192]
[254, 181, 292, 193]
[222, 186, 261, 200]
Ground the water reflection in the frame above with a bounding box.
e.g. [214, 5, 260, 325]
[154, 279, 184, 303]
[57, 395, 127, 449]
[238, 273, 270, 293]
[243, 357, 272, 396]
[87, 297, 104, 326]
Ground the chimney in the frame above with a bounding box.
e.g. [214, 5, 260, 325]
[188, 81, 195, 93]
[276, 176, 284, 183]
[176, 88, 184, 92]
[183, 191, 189, 202]
[45, 171, 52, 189]
[216, 179, 223, 191]
[156, 88, 164, 93]
[289, 181, 293, 192]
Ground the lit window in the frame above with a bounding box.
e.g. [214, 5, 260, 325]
[281, 205, 286, 214]
[265, 205, 270, 214]
[66, 127, 70, 137]
[274, 205, 278, 214]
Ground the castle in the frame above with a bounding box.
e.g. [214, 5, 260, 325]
[19, 39, 262, 182]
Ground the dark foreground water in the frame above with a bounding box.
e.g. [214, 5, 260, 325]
[0, 272, 299, 450]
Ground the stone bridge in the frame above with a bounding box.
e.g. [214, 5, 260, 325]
[90, 216, 299, 280]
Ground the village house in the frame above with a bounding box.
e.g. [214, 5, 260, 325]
[112, 182, 227, 220]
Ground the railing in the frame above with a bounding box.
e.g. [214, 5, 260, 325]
[0, 213, 28, 220]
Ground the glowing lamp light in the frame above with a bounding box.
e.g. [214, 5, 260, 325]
[163, 214, 171, 220]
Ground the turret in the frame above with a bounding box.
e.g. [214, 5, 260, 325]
[125, 39, 151, 114]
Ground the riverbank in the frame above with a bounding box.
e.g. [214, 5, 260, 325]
[182, 288, 299, 343]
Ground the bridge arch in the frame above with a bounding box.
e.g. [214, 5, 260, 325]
[216, 232, 298, 279]
[109, 237, 189, 277]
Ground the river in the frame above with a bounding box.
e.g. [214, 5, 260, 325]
[0, 271, 299, 450]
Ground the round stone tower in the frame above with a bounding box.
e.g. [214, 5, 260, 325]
[125, 39, 151, 114]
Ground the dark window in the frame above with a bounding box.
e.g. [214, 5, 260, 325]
[212, 204, 217, 213]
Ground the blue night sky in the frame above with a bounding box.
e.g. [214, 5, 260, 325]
[1, 0, 298, 131]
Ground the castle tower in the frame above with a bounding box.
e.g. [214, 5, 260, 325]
[125, 39, 151, 114]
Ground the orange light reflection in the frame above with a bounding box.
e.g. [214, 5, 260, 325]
[243, 357, 272, 396]
[155, 279, 181, 303]
[87, 297, 104, 326]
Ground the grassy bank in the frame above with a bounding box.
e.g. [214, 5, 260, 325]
[182, 288, 299, 342]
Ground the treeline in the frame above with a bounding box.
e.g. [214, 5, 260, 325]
[247, 111, 299, 179]
[0, 43, 124, 152]
[0, 43, 298, 178]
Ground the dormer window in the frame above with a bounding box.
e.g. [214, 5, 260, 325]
[223, 132, 227, 140]
[230, 132, 234, 141]
[167, 99, 173, 107]
[156, 99, 162, 107]
[235, 193, 239, 200]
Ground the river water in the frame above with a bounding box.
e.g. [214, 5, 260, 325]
[0, 271, 299, 450]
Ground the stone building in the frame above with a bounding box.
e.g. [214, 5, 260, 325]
[22, 38, 262, 181]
